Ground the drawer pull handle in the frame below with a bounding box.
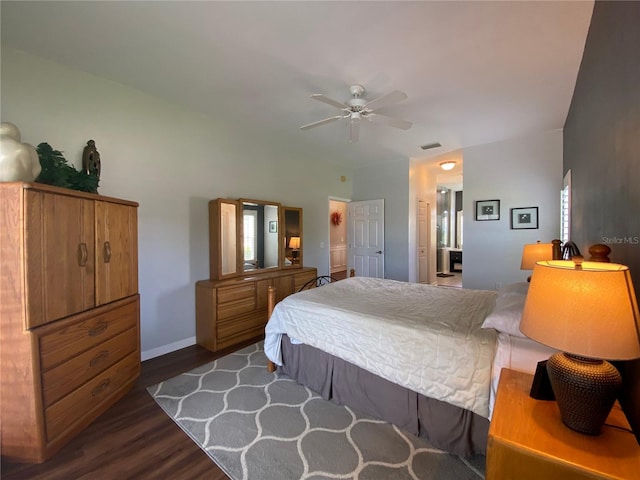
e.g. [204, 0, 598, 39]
[92, 378, 111, 397]
[88, 322, 108, 337]
[103, 241, 112, 263]
[77, 243, 88, 266]
[90, 350, 109, 367]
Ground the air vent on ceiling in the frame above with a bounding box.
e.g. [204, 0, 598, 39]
[420, 142, 442, 150]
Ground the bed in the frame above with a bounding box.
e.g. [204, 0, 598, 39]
[264, 276, 555, 456]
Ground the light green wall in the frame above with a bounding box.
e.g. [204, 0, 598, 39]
[352, 158, 410, 281]
[462, 130, 563, 290]
[1, 48, 353, 358]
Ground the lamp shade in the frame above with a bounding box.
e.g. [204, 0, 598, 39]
[288, 236, 301, 249]
[520, 242, 554, 270]
[520, 260, 640, 360]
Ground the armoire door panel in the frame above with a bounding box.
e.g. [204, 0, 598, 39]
[25, 191, 95, 328]
[95, 201, 138, 305]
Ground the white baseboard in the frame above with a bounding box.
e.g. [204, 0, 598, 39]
[141, 336, 196, 361]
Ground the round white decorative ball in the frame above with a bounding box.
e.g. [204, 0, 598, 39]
[0, 122, 42, 182]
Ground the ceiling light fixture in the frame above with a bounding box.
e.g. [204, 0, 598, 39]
[440, 161, 456, 171]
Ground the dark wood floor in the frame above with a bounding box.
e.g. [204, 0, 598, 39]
[1, 339, 261, 480]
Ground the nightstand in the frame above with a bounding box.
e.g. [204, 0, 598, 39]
[487, 368, 640, 480]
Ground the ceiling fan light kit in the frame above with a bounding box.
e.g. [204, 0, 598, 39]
[301, 84, 412, 142]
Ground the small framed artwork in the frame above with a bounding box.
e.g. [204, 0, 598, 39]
[511, 207, 539, 230]
[475, 200, 500, 221]
[268, 221, 277, 233]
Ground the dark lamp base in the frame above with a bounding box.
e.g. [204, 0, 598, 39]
[546, 353, 622, 435]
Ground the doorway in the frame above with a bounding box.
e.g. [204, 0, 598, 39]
[435, 183, 463, 288]
[329, 199, 348, 280]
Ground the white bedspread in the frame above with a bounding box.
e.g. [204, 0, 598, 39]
[264, 277, 498, 418]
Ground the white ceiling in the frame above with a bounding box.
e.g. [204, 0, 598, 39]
[1, 1, 593, 170]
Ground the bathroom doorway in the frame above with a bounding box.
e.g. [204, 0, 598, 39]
[436, 178, 463, 288]
[329, 198, 348, 280]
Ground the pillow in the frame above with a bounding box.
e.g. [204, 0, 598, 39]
[481, 285, 529, 338]
[497, 282, 529, 295]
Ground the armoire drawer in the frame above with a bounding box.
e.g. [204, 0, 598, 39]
[44, 351, 139, 442]
[41, 328, 138, 407]
[38, 297, 139, 372]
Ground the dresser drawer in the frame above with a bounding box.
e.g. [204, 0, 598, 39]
[41, 328, 138, 407]
[217, 310, 267, 341]
[217, 297, 256, 321]
[217, 283, 255, 304]
[44, 351, 139, 442]
[38, 297, 139, 372]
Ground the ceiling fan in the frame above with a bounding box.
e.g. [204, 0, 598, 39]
[300, 84, 412, 142]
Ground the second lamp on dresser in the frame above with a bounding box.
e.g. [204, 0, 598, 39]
[196, 198, 316, 352]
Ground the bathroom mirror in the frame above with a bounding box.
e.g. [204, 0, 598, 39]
[240, 199, 281, 272]
[282, 206, 303, 268]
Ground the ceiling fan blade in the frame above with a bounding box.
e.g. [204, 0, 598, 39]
[349, 118, 360, 142]
[368, 113, 412, 130]
[311, 94, 349, 110]
[300, 115, 344, 130]
[364, 90, 408, 112]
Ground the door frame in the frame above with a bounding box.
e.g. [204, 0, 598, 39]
[417, 198, 431, 284]
[328, 196, 351, 278]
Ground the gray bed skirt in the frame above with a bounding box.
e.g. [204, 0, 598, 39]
[279, 334, 489, 457]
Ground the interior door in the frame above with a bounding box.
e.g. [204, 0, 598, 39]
[418, 199, 429, 283]
[347, 199, 384, 278]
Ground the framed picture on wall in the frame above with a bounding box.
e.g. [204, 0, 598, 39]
[268, 221, 277, 233]
[511, 207, 539, 229]
[475, 199, 500, 221]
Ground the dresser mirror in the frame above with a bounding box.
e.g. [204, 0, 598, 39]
[209, 198, 303, 280]
[240, 199, 281, 273]
[209, 198, 240, 280]
[282, 206, 303, 268]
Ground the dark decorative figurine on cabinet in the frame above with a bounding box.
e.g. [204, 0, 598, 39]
[82, 140, 101, 192]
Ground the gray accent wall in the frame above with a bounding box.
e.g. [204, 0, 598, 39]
[563, 0, 640, 443]
[564, 1, 640, 282]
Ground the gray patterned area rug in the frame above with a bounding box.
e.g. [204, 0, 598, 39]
[148, 342, 485, 480]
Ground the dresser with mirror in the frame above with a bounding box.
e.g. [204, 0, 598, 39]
[196, 198, 316, 352]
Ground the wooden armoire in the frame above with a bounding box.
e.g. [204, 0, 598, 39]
[0, 182, 140, 463]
